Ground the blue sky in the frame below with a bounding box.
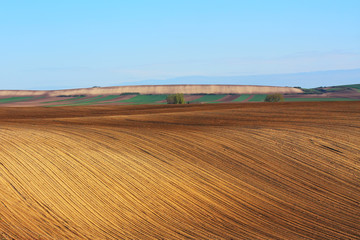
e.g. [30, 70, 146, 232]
[1, 0, 359, 89]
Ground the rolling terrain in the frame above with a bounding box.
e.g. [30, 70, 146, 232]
[0, 84, 302, 107]
[0, 102, 359, 239]
[1, 84, 360, 107]
[0, 84, 302, 97]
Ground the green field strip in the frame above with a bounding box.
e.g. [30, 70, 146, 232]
[116, 95, 167, 104]
[64, 95, 105, 104]
[93, 95, 126, 104]
[69, 95, 122, 106]
[42, 95, 86, 104]
[324, 87, 344, 92]
[248, 94, 267, 102]
[337, 84, 360, 89]
[189, 94, 227, 103]
[0, 96, 34, 104]
[284, 98, 356, 102]
[232, 94, 251, 102]
[47, 95, 106, 106]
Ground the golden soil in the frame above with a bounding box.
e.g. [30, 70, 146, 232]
[0, 84, 302, 97]
[0, 102, 359, 239]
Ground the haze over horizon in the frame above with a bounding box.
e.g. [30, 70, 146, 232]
[1, 1, 359, 90]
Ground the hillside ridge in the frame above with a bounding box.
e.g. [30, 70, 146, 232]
[0, 84, 302, 97]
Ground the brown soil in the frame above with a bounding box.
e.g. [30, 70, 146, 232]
[0, 102, 359, 239]
[184, 94, 204, 102]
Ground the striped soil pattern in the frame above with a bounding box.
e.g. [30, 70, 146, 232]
[214, 94, 240, 102]
[0, 102, 359, 239]
[231, 94, 255, 102]
[248, 94, 267, 102]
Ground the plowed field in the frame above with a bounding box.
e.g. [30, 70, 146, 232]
[0, 102, 359, 239]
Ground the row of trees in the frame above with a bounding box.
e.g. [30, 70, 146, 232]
[165, 93, 284, 104]
[166, 93, 185, 104]
[264, 93, 284, 102]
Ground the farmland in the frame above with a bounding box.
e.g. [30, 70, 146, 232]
[248, 94, 267, 102]
[0, 102, 359, 239]
[284, 97, 355, 102]
[0, 94, 269, 107]
[0, 97, 33, 103]
[189, 94, 227, 103]
[232, 94, 252, 102]
[0, 92, 359, 107]
[0, 84, 360, 107]
[115, 94, 167, 104]
[49, 95, 122, 106]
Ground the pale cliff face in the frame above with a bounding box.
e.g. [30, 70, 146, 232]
[0, 85, 303, 97]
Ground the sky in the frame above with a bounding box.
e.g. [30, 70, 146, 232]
[1, 0, 359, 90]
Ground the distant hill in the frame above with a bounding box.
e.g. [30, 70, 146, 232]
[1, 84, 360, 107]
[0, 84, 302, 97]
